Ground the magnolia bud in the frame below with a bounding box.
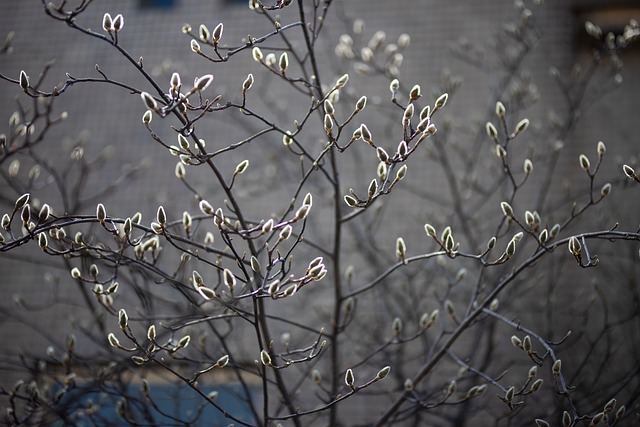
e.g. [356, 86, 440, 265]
[279, 52, 289, 73]
[212, 23, 223, 44]
[194, 74, 214, 92]
[252, 47, 263, 62]
[514, 118, 529, 134]
[19, 70, 29, 91]
[486, 122, 498, 140]
[140, 92, 158, 111]
[112, 14, 124, 32]
[496, 101, 506, 117]
[579, 154, 590, 172]
[102, 13, 112, 33]
[191, 39, 201, 52]
[344, 368, 355, 388]
[242, 74, 254, 92]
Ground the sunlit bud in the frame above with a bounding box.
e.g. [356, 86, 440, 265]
[250, 256, 261, 272]
[223, 268, 236, 292]
[96, 203, 107, 224]
[568, 236, 581, 256]
[279, 52, 289, 73]
[38, 232, 47, 250]
[212, 23, 223, 43]
[251, 47, 263, 62]
[156, 206, 166, 226]
[140, 92, 158, 111]
[524, 211, 534, 227]
[496, 101, 506, 118]
[395, 164, 407, 181]
[147, 325, 156, 341]
[234, 159, 249, 176]
[118, 308, 128, 330]
[424, 223, 436, 238]
[344, 195, 358, 207]
[412, 117, 427, 134]
[396, 237, 406, 261]
[623, 164, 636, 180]
[169, 73, 181, 92]
[198, 24, 210, 42]
[19, 70, 29, 91]
[194, 74, 214, 92]
[506, 238, 516, 257]
[500, 386, 513, 403]
[177, 335, 190, 349]
[15, 193, 30, 210]
[367, 179, 378, 200]
[213, 208, 224, 227]
[397, 140, 408, 159]
[496, 144, 507, 158]
[141, 110, 153, 125]
[151, 222, 163, 236]
[294, 204, 310, 220]
[597, 141, 606, 156]
[376, 366, 391, 380]
[552, 359, 562, 375]
[260, 349, 272, 366]
[112, 14, 123, 32]
[600, 183, 611, 197]
[562, 411, 571, 427]
[88, 264, 99, 279]
[261, 218, 274, 234]
[191, 39, 201, 52]
[501, 201, 514, 218]
[489, 298, 499, 311]
[322, 100, 335, 117]
[192, 270, 204, 288]
[198, 285, 216, 300]
[403, 104, 414, 127]
[279, 224, 292, 240]
[324, 114, 333, 134]
[360, 124, 372, 143]
[20, 204, 30, 224]
[345, 368, 355, 388]
[389, 79, 400, 96]
[182, 211, 192, 230]
[511, 335, 522, 349]
[515, 118, 529, 134]
[199, 200, 214, 215]
[336, 73, 349, 88]
[409, 85, 421, 101]
[174, 162, 186, 179]
[579, 154, 590, 172]
[242, 73, 254, 92]
[392, 317, 403, 337]
[539, 228, 548, 243]
[355, 95, 367, 111]
[265, 53, 276, 67]
[535, 420, 550, 427]
[108, 333, 120, 348]
[433, 93, 448, 111]
[615, 405, 625, 419]
[102, 13, 112, 32]
[377, 162, 388, 181]
[603, 398, 616, 414]
[282, 132, 293, 146]
[522, 335, 532, 352]
[523, 158, 533, 174]
[550, 223, 561, 239]
[486, 122, 498, 141]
